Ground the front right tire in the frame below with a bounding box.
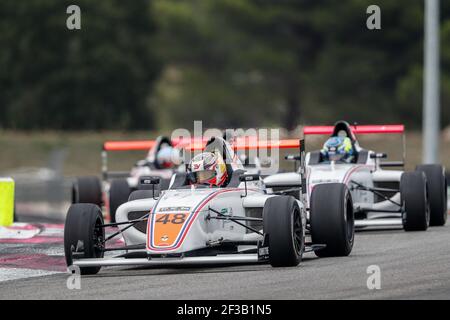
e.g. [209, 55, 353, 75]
[64, 204, 105, 275]
[263, 196, 304, 267]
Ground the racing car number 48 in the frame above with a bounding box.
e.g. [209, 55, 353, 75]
[155, 213, 187, 224]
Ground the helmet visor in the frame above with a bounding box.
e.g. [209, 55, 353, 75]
[195, 170, 216, 184]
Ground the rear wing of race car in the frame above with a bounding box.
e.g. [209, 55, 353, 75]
[102, 140, 157, 181]
[101, 138, 205, 181]
[303, 124, 405, 135]
[229, 137, 300, 150]
[101, 137, 302, 181]
[303, 124, 406, 167]
[237, 137, 308, 203]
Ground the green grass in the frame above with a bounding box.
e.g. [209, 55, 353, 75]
[0, 130, 448, 177]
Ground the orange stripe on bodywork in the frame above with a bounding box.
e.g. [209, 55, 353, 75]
[152, 213, 189, 248]
[147, 189, 249, 251]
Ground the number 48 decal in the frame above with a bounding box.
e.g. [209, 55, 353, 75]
[155, 213, 187, 225]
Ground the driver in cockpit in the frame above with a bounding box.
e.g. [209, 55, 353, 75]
[187, 151, 228, 187]
[320, 131, 355, 163]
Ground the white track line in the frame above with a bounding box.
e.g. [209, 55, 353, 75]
[0, 268, 63, 283]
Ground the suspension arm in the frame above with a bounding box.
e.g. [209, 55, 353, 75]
[105, 213, 150, 242]
[207, 207, 264, 236]
[350, 180, 401, 207]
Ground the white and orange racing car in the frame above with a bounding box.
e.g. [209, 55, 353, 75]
[64, 136, 355, 274]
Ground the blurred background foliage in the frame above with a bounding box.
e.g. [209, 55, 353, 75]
[0, 0, 450, 132]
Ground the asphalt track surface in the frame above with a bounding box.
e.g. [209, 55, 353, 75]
[1, 219, 450, 299]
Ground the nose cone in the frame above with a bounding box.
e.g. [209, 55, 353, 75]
[146, 188, 216, 253]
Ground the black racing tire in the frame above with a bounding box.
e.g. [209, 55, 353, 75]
[401, 171, 429, 231]
[64, 204, 104, 275]
[263, 196, 304, 267]
[109, 179, 131, 223]
[128, 189, 158, 201]
[310, 183, 354, 257]
[72, 176, 102, 207]
[416, 164, 447, 226]
[159, 178, 172, 191]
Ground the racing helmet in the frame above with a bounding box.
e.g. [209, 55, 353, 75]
[155, 146, 182, 169]
[188, 152, 228, 187]
[321, 136, 354, 162]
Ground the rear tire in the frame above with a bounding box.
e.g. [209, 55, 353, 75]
[416, 164, 447, 226]
[159, 178, 172, 191]
[263, 196, 304, 267]
[128, 189, 158, 201]
[401, 171, 429, 231]
[64, 204, 104, 275]
[72, 176, 102, 207]
[109, 179, 131, 223]
[310, 183, 354, 257]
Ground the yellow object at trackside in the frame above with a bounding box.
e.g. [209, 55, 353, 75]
[0, 178, 15, 226]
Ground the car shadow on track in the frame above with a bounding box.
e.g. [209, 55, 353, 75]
[355, 227, 404, 234]
[80, 230, 420, 279]
[80, 255, 321, 279]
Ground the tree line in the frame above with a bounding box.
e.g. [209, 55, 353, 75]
[0, 0, 449, 131]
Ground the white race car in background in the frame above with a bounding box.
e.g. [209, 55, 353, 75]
[64, 137, 355, 275]
[265, 121, 448, 231]
[72, 136, 186, 222]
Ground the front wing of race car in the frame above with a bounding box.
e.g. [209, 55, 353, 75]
[72, 236, 273, 268]
[73, 253, 263, 268]
[71, 237, 325, 268]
